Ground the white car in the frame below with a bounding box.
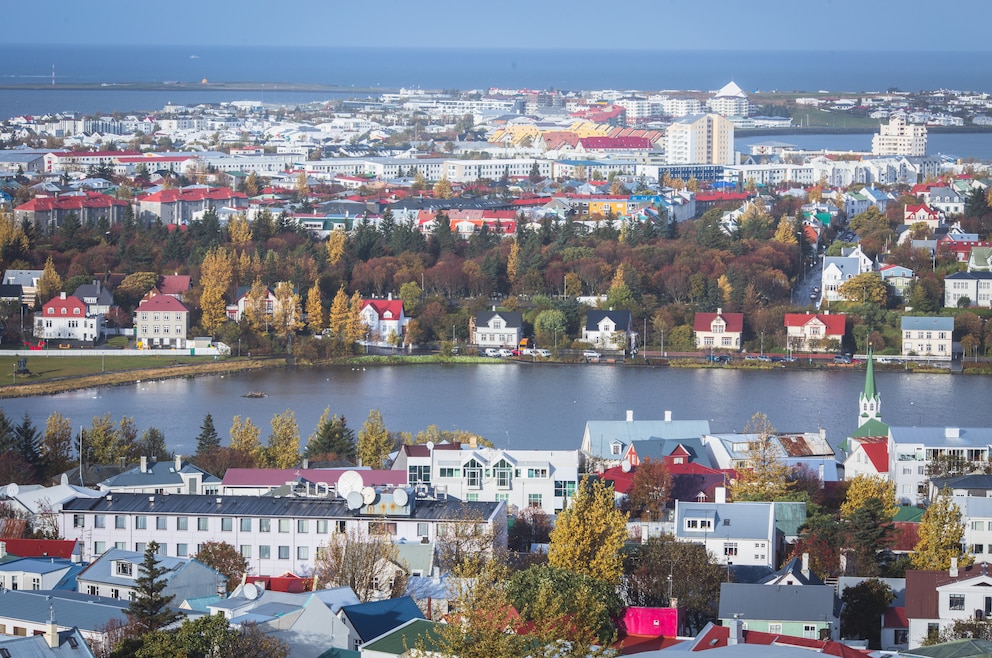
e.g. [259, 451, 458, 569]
[583, 351, 602, 360]
[498, 348, 514, 358]
[484, 348, 500, 357]
[536, 349, 551, 357]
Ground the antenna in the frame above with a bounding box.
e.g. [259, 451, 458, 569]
[393, 487, 409, 507]
[336, 471, 364, 499]
[361, 486, 377, 505]
[346, 490, 363, 510]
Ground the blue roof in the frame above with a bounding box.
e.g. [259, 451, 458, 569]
[0, 589, 128, 632]
[0, 558, 75, 575]
[900, 316, 954, 331]
[99, 460, 220, 488]
[340, 595, 424, 642]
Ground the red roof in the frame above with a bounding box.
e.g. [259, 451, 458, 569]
[783, 313, 846, 336]
[247, 574, 313, 593]
[42, 295, 87, 316]
[221, 468, 408, 488]
[136, 295, 189, 313]
[695, 192, 749, 202]
[601, 465, 636, 495]
[578, 136, 652, 150]
[16, 192, 127, 212]
[138, 187, 248, 204]
[50, 150, 141, 159]
[361, 299, 405, 320]
[861, 443, 889, 473]
[883, 606, 908, 629]
[692, 624, 870, 657]
[158, 274, 191, 295]
[0, 538, 76, 559]
[693, 311, 744, 333]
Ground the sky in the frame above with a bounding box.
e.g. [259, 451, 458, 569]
[8, 0, 992, 51]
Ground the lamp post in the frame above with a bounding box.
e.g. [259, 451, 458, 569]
[760, 331, 764, 357]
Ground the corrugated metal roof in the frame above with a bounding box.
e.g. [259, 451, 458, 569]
[0, 589, 128, 632]
[717, 583, 839, 621]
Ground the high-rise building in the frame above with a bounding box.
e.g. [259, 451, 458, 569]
[665, 113, 735, 165]
[707, 81, 750, 117]
[871, 117, 927, 156]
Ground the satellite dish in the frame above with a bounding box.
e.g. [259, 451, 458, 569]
[5, 483, 18, 497]
[361, 486, 377, 505]
[337, 470, 365, 499]
[620, 460, 632, 473]
[243, 583, 258, 600]
[393, 487, 409, 507]
[60, 474, 69, 486]
[346, 490, 364, 510]
[425, 441, 435, 451]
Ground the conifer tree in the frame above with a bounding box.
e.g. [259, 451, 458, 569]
[128, 541, 181, 632]
[305, 409, 355, 461]
[195, 414, 221, 455]
[305, 283, 324, 335]
[346, 291, 365, 345]
[12, 412, 39, 476]
[328, 287, 350, 343]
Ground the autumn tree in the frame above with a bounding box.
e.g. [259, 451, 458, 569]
[35, 255, 62, 307]
[244, 171, 260, 197]
[328, 287, 350, 343]
[228, 213, 253, 244]
[626, 458, 673, 521]
[41, 411, 74, 477]
[729, 412, 793, 501]
[313, 527, 407, 602]
[912, 486, 973, 570]
[272, 281, 302, 346]
[838, 272, 887, 305]
[326, 230, 346, 266]
[200, 247, 234, 335]
[229, 416, 263, 463]
[548, 475, 628, 585]
[243, 279, 269, 333]
[347, 291, 366, 344]
[840, 475, 897, 520]
[195, 541, 249, 592]
[82, 413, 138, 465]
[433, 176, 453, 199]
[435, 505, 499, 575]
[305, 409, 355, 461]
[305, 283, 324, 335]
[128, 541, 181, 632]
[265, 410, 300, 468]
[357, 409, 391, 469]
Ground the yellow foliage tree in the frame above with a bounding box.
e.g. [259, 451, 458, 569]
[912, 487, 974, 570]
[838, 272, 887, 305]
[272, 281, 302, 341]
[244, 171, 260, 197]
[346, 291, 365, 344]
[433, 177, 453, 199]
[507, 240, 520, 285]
[35, 255, 63, 307]
[357, 409, 392, 469]
[228, 213, 253, 244]
[328, 287, 350, 342]
[243, 279, 269, 333]
[729, 412, 794, 501]
[305, 283, 324, 335]
[199, 247, 234, 334]
[229, 416, 263, 463]
[840, 475, 898, 520]
[326, 230, 346, 266]
[774, 217, 799, 244]
[547, 475, 628, 585]
[266, 410, 300, 469]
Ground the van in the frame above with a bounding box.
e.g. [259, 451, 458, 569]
[498, 348, 514, 358]
[484, 348, 500, 357]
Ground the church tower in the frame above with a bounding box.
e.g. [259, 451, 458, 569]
[858, 345, 881, 427]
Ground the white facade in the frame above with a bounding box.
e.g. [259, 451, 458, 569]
[888, 427, 992, 506]
[944, 272, 992, 308]
[872, 117, 927, 156]
[673, 499, 779, 569]
[665, 114, 734, 165]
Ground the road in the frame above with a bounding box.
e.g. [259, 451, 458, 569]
[793, 251, 824, 309]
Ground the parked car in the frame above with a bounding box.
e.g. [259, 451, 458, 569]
[536, 349, 551, 357]
[484, 348, 500, 357]
[498, 348, 514, 358]
[583, 351, 602, 360]
[707, 354, 731, 364]
[833, 354, 852, 364]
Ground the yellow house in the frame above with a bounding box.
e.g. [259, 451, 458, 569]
[588, 199, 629, 217]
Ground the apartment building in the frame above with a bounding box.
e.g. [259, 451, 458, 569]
[665, 114, 735, 165]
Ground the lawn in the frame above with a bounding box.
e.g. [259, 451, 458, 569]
[0, 353, 215, 385]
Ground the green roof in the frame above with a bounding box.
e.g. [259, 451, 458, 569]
[774, 501, 808, 537]
[904, 637, 992, 658]
[316, 649, 361, 658]
[361, 619, 443, 655]
[894, 506, 925, 523]
[850, 418, 890, 439]
[863, 346, 878, 405]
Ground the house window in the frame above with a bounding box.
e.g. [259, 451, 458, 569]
[297, 520, 308, 533]
[87, 585, 98, 596]
[336, 521, 347, 533]
[950, 594, 966, 610]
[135, 542, 146, 553]
[528, 494, 543, 508]
[156, 517, 167, 530]
[768, 623, 782, 634]
[972, 544, 984, 554]
[94, 515, 105, 528]
[241, 518, 251, 532]
[197, 517, 209, 531]
[464, 459, 483, 489]
[610, 442, 623, 456]
[30, 578, 39, 591]
[110, 588, 120, 599]
[554, 481, 576, 497]
[803, 625, 817, 639]
[417, 523, 429, 537]
[297, 546, 309, 560]
[278, 546, 290, 560]
[73, 514, 85, 528]
[94, 541, 106, 555]
[115, 561, 133, 577]
[221, 518, 232, 532]
[528, 468, 548, 479]
[115, 516, 126, 529]
[439, 467, 459, 478]
[240, 545, 251, 558]
[494, 460, 513, 489]
[408, 465, 431, 484]
[260, 519, 271, 533]
[177, 544, 188, 557]
[316, 520, 328, 534]
[369, 522, 398, 535]
[135, 516, 146, 530]
[723, 542, 738, 556]
[259, 545, 270, 559]
[278, 519, 290, 533]
[177, 517, 188, 531]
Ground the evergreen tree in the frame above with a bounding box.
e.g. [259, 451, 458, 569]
[845, 497, 895, 577]
[305, 409, 356, 461]
[195, 414, 221, 455]
[12, 411, 39, 467]
[0, 409, 16, 454]
[128, 541, 181, 631]
[138, 428, 169, 461]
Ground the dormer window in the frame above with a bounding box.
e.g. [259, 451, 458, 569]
[115, 561, 134, 577]
[74, 308, 80, 314]
[61, 308, 66, 315]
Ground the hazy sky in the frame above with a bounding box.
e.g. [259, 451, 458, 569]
[9, 0, 991, 50]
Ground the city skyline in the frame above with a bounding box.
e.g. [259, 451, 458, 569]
[9, 0, 992, 52]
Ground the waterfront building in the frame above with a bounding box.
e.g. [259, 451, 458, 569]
[872, 117, 927, 156]
[887, 426, 992, 505]
[693, 308, 744, 351]
[944, 271, 992, 308]
[133, 294, 191, 349]
[783, 313, 846, 352]
[673, 498, 789, 570]
[34, 293, 102, 344]
[665, 114, 735, 165]
[900, 316, 953, 360]
[580, 410, 710, 466]
[471, 309, 522, 349]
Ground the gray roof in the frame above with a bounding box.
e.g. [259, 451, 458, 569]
[584, 309, 633, 332]
[70, 282, 113, 306]
[890, 426, 992, 448]
[822, 255, 860, 278]
[0, 558, 75, 576]
[626, 438, 713, 468]
[0, 629, 95, 658]
[675, 501, 774, 541]
[946, 271, 992, 281]
[395, 542, 434, 575]
[62, 493, 502, 523]
[0, 589, 128, 632]
[583, 417, 711, 459]
[2, 270, 42, 287]
[99, 460, 220, 488]
[717, 583, 840, 621]
[935, 474, 992, 492]
[901, 316, 954, 331]
[474, 310, 522, 329]
[76, 548, 214, 588]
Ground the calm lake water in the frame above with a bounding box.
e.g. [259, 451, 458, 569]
[1, 364, 987, 457]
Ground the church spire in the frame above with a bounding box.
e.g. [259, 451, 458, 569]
[858, 344, 881, 427]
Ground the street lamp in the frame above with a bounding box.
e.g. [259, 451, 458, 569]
[760, 331, 764, 357]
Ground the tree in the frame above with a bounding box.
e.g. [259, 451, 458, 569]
[265, 410, 300, 469]
[12, 412, 39, 474]
[357, 409, 391, 469]
[623, 534, 724, 633]
[272, 281, 302, 346]
[626, 458, 673, 521]
[729, 412, 793, 501]
[305, 409, 355, 461]
[346, 290, 365, 344]
[328, 287, 350, 343]
[199, 247, 234, 335]
[313, 527, 407, 602]
[305, 283, 324, 335]
[41, 411, 74, 478]
[82, 413, 137, 465]
[837, 272, 887, 305]
[433, 177, 453, 199]
[548, 475, 628, 585]
[326, 230, 346, 266]
[435, 504, 499, 575]
[243, 279, 269, 334]
[128, 541, 181, 632]
[137, 428, 169, 461]
[195, 414, 220, 455]
[840, 475, 897, 520]
[244, 171, 260, 197]
[840, 579, 894, 649]
[228, 213, 253, 244]
[195, 541, 248, 593]
[845, 497, 895, 577]
[35, 255, 62, 308]
[912, 486, 973, 570]
[229, 416, 263, 463]
[226, 622, 289, 658]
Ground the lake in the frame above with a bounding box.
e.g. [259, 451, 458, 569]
[2, 363, 987, 457]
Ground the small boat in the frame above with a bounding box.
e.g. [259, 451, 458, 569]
[242, 391, 267, 399]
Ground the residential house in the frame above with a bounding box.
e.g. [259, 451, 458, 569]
[2, 482, 102, 534]
[940, 233, 991, 265]
[0, 627, 96, 657]
[71, 280, 114, 316]
[887, 426, 992, 505]
[0, 557, 82, 592]
[945, 271, 992, 308]
[360, 618, 442, 658]
[901, 316, 953, 360]
[219, 468, 406, 497]
[622, 437, 715, 469]
[60, 493, 506, 578]
[14, 192, 128, 232]
[339, 596, 425, 652]
[33, 293, 102, 344]
[135, 186, 248, 225]
[693, 308, 744, 351]
[2, 270, 42, 309]
[783, 312, 846, 352]
[471, 310, 522, 349]
[157, 274, 192, 300]
[929, 186, 966, 215]
[96, 455, 220, 495]
[673, 499, 780, 569]
[391, 443, 579, 515]
[360, 299, 409, 345]
[955, 496, 992, 560]
[581, 309, 636, 351]
[0, 589, 125, 652]
[680, 619, 865, 656]
[133, 294, 190, 348]
[967, 246, 992, 272]
[904, 203, 942, 229]
[906, 561, 992, 649]
[579, 410, 710, 466]
[879, 264, 915, 298]
[837, 576, 908, 651]
[704, 431, 840, 482]
[227, 286, 278, 323]
[76, 548, 223, 602]
[717, 583, 840, 641]
[822, 246, 873, 302]
[843, 439, 889, 480]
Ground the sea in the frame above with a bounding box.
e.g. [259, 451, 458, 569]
[4, 45, 992, 159]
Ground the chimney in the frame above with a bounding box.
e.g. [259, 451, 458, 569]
[802, 552, 810, 577]
[0, 542, 6, 559]
[44, 619, 59, 649]
[59, 292, 66, 299]
[175, 454, 182, 471]
[715, 486, 727, 504]
[664, 410, 672, 422]
[951, 557, 959, 578]
[302, 458, 309, 469]
[727, 617, 744, 645]
[626, 410, 634, 422]
[717, 307, 723, 315]
[140, 456, 147, 474]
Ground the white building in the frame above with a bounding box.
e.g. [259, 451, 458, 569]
[900, 316, 953, 360]
[872, 117, 927, 156]
[673, 498, 782, 569]
[665, 114, 735, 165]
[887, 426, 992, 506]
[944, 271, 992, 308]
[707, 81, 750, 118]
